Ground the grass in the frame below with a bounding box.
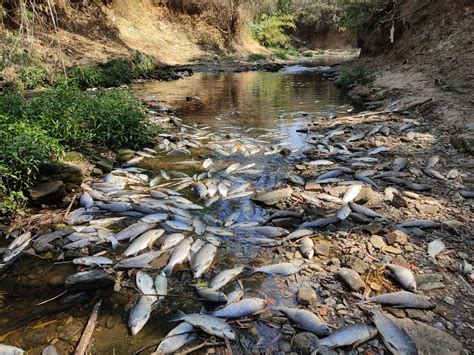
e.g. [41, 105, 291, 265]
[247, 53, 267, 62]
[336, 63, 376, 90]
[273, 47, 300, 60]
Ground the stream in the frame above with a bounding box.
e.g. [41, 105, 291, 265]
[0, 63, 356, 353]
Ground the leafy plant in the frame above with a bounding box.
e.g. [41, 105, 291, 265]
[273, 47, 299, 59]
[336, 63, 375, 89]
[0, 189, 28, 219]
[18, 65, 51, 89]
[247, 53, 267, 62]
[131, 51, 157, 77]
[250, 12, 296, 47]
[337, 1, 377, 33]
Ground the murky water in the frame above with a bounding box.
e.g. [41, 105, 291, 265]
[0, 65, 355, 354]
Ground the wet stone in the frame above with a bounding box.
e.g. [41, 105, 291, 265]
[48, 274, 67, 288]
[293, 332, 319, 353]
[297, 288, 317, 306]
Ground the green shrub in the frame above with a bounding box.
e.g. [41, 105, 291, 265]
[250, 12, 296, 47]
[273, 47, 300, 60]
[338, 1, 377, 33]
[66, 65, 107, 89]
[220, 55, 238, 63]
[0, 189, 28, 219]
[131, 51, 157, 77]
[247, 53, 267, 62]
[336, 63, 376, 89]
[18, 65, 51, 89]
[0, 115, 63, 191]
[302, 51, 313, 57]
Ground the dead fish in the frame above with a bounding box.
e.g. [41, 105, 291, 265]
[287, 175, 305, 185]
[425, 155, 440, 169]
[165, 220, 193, 232]
[72, 256, 113, 267]
[223, 190, 254, 200]
[162, 237, 192, 276]
[399, 122, 414, 132]
[41, 345, 59, 355]
[372, 310, 417, 355]
[153, 322, 196, 354]
[368, 146, 389, 155]
[217, 183, 229, 197]
[367, 124, 383, 137]
[96, 201, 133, 213]
[393, 157, 408, 171]
[423, 168, 447, 180]
[300, 216, 339, 229]
[316, 169, 343, 181]
[190, 243, 217, 278]
[272, 304, 330, 336]
[116, 222, 157, 241]
[213, 298, 266, 318]
[80, 192, 94, 209]
[385, 264, 417, 292]
[0, 344, 24, 355]
[397, 220, 440, 229]
[312, 193, 342, 204]
[349, 202, 384, 218]
[364, 291, 434, 309]
[123, 229, 165, 256]
[140, 213, 168, 223]
[210, 265, 245, 290]
[242, 226, 289, 238]
[299, 237, 314, 259]
[253, 262, 303, 276]
[336, 204, 351, 220]
[192, 182, 208, 199]
[428, 239, 445, 258]
[115, 250, 164, 269]
[459, 190, 474, 198]
[128, 296, 154, 335]
[196, 287, 227, 303]
[225, 162, 241, 174]
[203, 158, 213, 169]
[404, 182, 431, 192]
[7, 231, 32, 251]
[307, 159, 334, 166]
[282, 229, 313, 242]
[347, 132, 366, 142]
[136, 270, 156, 296]
[170, 312, 236, 340]
[342, 184, 362, 203]
[319, 324, 378, 348]
[154, 272, 167, 300]
[160, 233, 186, 251]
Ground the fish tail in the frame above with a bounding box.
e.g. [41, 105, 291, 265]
[169, 310, 186, 322]
[162, 265, 172, 277]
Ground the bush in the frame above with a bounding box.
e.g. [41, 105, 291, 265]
[273, 47, 299, 60]
[247, 53, 267, 62]
[338, 1, 377, 33]
[131, 51, 157, 77]
[18, 65, 51, 89]
[336, 63, 376, 89]
[250, 12, 296, 47]
[0, 115, 63, 191]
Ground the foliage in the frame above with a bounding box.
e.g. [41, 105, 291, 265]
[336, 63, 375, 89]
[131, 50, 157, 77]
[302, 51, 313, 57]
[250, 12, 296, 47]
[0, 189, 28, 219]
[18, 65, 51, 89]
[337, 0, 377, 33]
[273, 47, 299, 59]
[0, 115, 63, 191]
[246, 53, 266, 62]
[220, 55, 239, 63]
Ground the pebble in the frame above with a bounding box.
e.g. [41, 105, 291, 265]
[384, 245, 403, 254]
[405, 309, 434, 322]
[369, 235, 386, 249]
[293, 332, 319, 353]
[385, 230, 409, 245]
[297, 288, 317, 306]
[443, 296, 455, 305]
[314, 241, 332, 257]
[279, 341, 292, 352]
[341, 255, 369, 274]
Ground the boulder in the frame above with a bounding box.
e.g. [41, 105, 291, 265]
[29, 180, 65, 205]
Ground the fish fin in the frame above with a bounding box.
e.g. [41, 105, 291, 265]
[162, 265, 172, 277]
[169, 310, 186, 322]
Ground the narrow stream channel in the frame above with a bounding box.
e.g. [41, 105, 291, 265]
[0, 63, 356, 354]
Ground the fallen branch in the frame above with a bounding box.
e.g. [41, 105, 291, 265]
[36, 290, 68, 306]
[74, 298, 102, 355]
[177, 341, 224, 355]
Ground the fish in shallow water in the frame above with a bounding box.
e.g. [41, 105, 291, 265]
[190, 243, 217, 278]
[253, 262, 303, 276]
[152, 322, 196, 354]
[128, 296, 155, 336]
[210, 265, 245, 290]
[319, 324, 378, 348]
[72, 256, 113, 267]
[116, 222, 157, 241]
[213, 298, 266, 318]
[162, 237, 192, 276]
[170, 312, 236, 340]
[196, 287, 227, 303]
[123, 229, 165, 256]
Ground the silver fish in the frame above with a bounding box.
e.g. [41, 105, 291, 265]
[72, 256, 113, 267]
[393, 157, 408, 171]
[190, 243, 217, 278]
[80, 192, 94, 209]
[319, 324, 377, 348]
[336, 204, 351, 220]
[386, 264, 417, 292]
[282, 229, 313, 242]
[160, 233, 185, 251]
[425, 155, 440, 169]
[153, 322, 196, 354]
[242, 226, 289, 238]
[253, 262, 302, 276]
[316, 169, 343, 181]
[213, 298, 266, 318]
[171, 312, 236, 340]
[300, 217, 339, 229]
[162, 237, 192, 276]
[124, 229, 165, 256]
[397, 220, 440, 229]
[140, 213, 168, 223]
[365, 291, 434, 309]
[272, 304, 330, 336]
[154, 272, 167, 300]
[192, 182, 208, 199]
[427, 239, 445, 258]
[372, 310, 417, 355]
[349, 202, 384, 218]
[128, 296, 154, 335]
[196, 287, 227, 303]
[342, 184, 362, 203]
[165, 220, 193, 232]
[0, 344, 24, 355]
[115, 250, 164, 269]
[116, 222, 157, 241]
[210, 265, 245, 290]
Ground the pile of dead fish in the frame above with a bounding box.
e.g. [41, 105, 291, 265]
[0, 111, 470, 354]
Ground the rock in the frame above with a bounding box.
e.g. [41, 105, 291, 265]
[405, 309, 434, 322]
[252, 187, 293, 206]
[340, 255, 368, 274]
[338, 267, 365, 291]
[443, 296, 455, 305]
[415, 203, 440, 215]
[105, 314, 121, 329]
[279, 341, 292, 352]
[385, 307, 406, 318]
[363, 223, 384, 234]
[65, 270, 114, 291]
[48, 274, 67, 288]
[297, 288, 317, 306]
[393, 317, 464, 354]
[117, 148, 135, 161]
[95, 158, 114, 172]
[29, 180, 66, 204]
[39, 162, 84, 184]
[451, 133, 474, 155]
[167, 149, 190, 157]
[385, 230, 409, 245]
[305, 182, 322, 191]
[314, 241, 332, 257]
[384, 246, 403, 254]
[293, 332, 319, 353]
[390, 193, 408, 208]
[354, 187, 383, 206]
[415, 273, 445, 290]
[280, 148, 291, 157]
[91, 168, 103, 176]
[369, 235, 386, 249]
[324, 185, 346, 197]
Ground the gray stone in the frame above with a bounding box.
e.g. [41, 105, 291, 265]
[385, 230, 409, 245]
[39, 162, 84, 184]
[65, 270, 114, 291]
[340, 255, 369, 274]
[95, 158, 114, 172]
[297, 288, 317, 306]
[369, 235, 386, 249]
[279, 341, 292, 352]
[293, 332, 319, 354]
[29, 180, 65, 204]
[443, 296, 455, 305]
